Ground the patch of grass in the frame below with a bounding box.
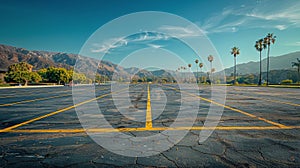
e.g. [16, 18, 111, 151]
[0, 83, 10, 87]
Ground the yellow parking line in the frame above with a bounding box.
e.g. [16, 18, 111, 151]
[0, 87, 113, 107]
[163, 85, 287, 128]
[0, 94, 71, 107]
[3, 125, 300, 133]
[238, 94, 300, 107]
[0, 88, 128, 133]
[145, 84, 153, 128]
[0, 90, 71, 99]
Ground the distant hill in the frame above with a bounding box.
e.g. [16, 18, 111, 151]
[0, 44, 126, 78]
[0, 44, 175, 80]
[223, 51, 300, 75]
[1, 44, 299, 82]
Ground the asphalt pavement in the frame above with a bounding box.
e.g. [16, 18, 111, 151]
[0, 84, 299, 167]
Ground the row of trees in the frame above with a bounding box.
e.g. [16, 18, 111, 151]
[4, 62, 90, 85]
[178, 32, 300, 85]
[254, 33, 276, 85]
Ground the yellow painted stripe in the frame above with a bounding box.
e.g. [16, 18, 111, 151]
[238, 94, 300, 107]
[0, 94, 71, 107]
[0, 88, 128, 133]
[145, 84, 152, 128]
[3, 125, 300, 133]
[0, 90, 71, 99]
[163, 85, 287, 128]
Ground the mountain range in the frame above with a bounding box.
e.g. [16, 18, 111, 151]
[0, 44, 173, 80]
[0, 44, 299, 78]
[222, 51, 300, 76]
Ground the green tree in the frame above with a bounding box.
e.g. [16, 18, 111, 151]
[38, 68, 48, 82]
[292, 58, 300, 85]
[255, 39, 266, 85]
[30, 72, 42, 83]
[46, 67, 70, 84]
[188, 63, 192, 83]
[231, 46, 240, 85]
[264, 33, 276, 85]
[207, 55, 214, 83]
[195, 59, 199, 83]
[199, 63, 203, 83]
[5, 62, 39, 86]
[95, 74, 102, 84]
[72, 73, 87, 84]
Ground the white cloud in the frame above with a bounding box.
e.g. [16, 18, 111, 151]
[147, 44, 163, 49]
[91, 25, 205, 53]
[286, 42, 300, 47]
[275, 25, 287, 30]
[91, 37, 127, 53]
[159, 25, 203, 38]
[200, 1, 300, 34]
[91, 32, 170, 53]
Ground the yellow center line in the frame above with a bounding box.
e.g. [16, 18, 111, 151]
[3, 126, 300, 133]
[145, 84, 153, 129]
[163, 85, 287, 128]
[0, 87, 128, 133]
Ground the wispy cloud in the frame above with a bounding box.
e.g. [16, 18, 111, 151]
[285, 42, 300, 47]
[147, 44, 163, 49]
[158, 25, 203, 38]
[199, 1, 300, 34]
[91, 37, 127, 53]
[91, 32, 169, 53]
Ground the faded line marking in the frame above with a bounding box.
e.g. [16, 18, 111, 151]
[163, 85, 287, 128]
[4, 126, 300, 133]
[0, 94, 71, 107]
[0, 88, 128, 133]
[237, 94, 300, 107]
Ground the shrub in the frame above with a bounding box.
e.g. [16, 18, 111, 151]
[281, 79, 293, 84]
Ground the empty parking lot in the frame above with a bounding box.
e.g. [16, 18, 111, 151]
[0, 84, 299, 167]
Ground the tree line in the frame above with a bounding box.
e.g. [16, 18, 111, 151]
[181, 32, 300, 85]
[4, 62, 91, 85]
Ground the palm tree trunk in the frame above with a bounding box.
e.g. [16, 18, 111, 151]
[266, 44, 270, 86]
[196, 66, 198, 84]
[259, 51, 262, 85]
[189, 68, 191, 83]
[210, 62, 213, 84]
[200, 68, 202, 83]
[234, 56, 236, 85]
[298, 67, 300, 86]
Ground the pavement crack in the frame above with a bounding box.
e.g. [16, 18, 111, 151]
[258, 147, 266, 161]
[161, 153, 179, 168]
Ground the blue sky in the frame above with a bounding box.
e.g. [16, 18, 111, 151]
[1, 0, 300, 70]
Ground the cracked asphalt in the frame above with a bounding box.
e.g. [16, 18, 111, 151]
[0, 84, 300, 167]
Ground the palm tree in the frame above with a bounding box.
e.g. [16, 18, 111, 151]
[188, 64, 192, 83]
[255, 39, 266, 85]
[264, 33, 276, 85]
[231, 46, 240, 85]
[183, 66, 187, 82]
[208, 55, 214, 83]
[199, 63, 203, 83]
[292, 58, 300, 85]
[195, 59, 199, 83]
